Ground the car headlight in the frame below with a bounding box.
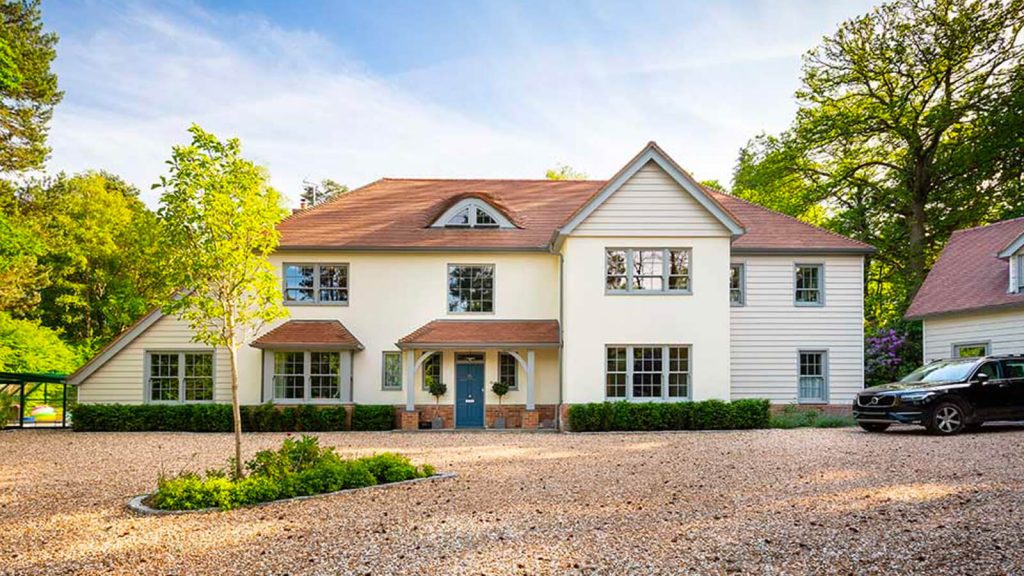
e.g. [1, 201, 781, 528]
[899, 392, 934, 404]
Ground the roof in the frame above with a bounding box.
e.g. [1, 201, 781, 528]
[397, 320, 561, 348]
[68, 306, 166, 385]
[251, 320, 364, 350]
[278, 143, 871, 254]
[906, 217, 1024, 319]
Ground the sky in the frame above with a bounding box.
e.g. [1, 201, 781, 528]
[43, 0, 877, 207]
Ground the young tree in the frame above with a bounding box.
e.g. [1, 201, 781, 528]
[0, 0, 62, 173]
[157, 125, 288, 478]
[545, 164, 588, 180]
[300, 178, 348, 206]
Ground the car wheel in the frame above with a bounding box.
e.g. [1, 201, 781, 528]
[858, 422, 890, 433]
[926, 402, 966, 435]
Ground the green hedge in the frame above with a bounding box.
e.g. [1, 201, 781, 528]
[71, 403, 396, 432]
[567, 399, 770, 432]
[150, 435, 435, 511]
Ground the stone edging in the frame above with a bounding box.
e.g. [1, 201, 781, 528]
[126, 471, 458, 516]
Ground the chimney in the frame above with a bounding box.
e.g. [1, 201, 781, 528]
[292, 198, 307, 215]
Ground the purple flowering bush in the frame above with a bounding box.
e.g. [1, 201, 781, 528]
[865, 326, 920, 387]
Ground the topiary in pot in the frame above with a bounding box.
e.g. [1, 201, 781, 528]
[490, 380, 510, 428]
[426, 376, 447, 429]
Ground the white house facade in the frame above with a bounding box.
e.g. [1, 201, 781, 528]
[907, 217, 1024, 362]
[70, 143, 874, 429]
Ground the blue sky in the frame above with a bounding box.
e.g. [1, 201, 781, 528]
[43, 0, 876, 206]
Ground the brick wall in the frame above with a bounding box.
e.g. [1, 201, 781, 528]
[393, 404, 558, 429]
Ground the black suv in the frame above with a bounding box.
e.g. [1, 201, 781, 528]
[854, 355, 1024, 435]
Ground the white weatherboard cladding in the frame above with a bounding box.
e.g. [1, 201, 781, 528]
[572, 163, 731, 238]
[76, 314, 232, 405]
[560, 235, 733, 404]
[729, 255, 865, 404]
[923, 307, 1024, 362]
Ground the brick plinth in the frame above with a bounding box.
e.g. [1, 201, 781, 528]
[400, 410, 419, 431]
[521, 410, 539, 430]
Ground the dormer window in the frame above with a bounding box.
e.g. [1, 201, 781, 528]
[432, 198, 513, 229]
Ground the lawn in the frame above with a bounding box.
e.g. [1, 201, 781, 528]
[2, 427, 1023, 575]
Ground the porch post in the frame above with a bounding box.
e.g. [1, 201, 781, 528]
[404, 349, 416, 412]
[526, 350, 536, 411]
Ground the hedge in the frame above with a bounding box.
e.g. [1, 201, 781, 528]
[71, 403, 396, 432]
[567, 399, 770, 432]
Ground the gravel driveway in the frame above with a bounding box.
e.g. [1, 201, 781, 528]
[2, 426, 1023, 575]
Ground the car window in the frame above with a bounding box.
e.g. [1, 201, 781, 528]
[1002, 360, 1024, 380]
[901, 360, 978, 383]
[975, 362, 1000, 380]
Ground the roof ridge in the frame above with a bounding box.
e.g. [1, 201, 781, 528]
[380, 177, 607, 183]
[278, 178, 389, 224]
[951, 215, 1024, 236]
[706, 187, 874, 250]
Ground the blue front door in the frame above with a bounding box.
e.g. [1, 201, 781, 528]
[455, 361, 485, 428]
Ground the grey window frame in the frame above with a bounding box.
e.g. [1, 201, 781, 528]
[270, 350, 344, 404]
[1017, 254, 1024, 291]
[605, 248, 693, 295]
[420, 352, 443, 391]
[446, 264, 495, 314]
[282, 262, 349, 306]
[952, 342, 990, 358]
[144, 350, 216, 404]
[730, 263, 745, 306]
[794, 263, 825, 307]
[499, 352, 519, 391]
[382, 351, 403, 390]
[604, 344, 692, 402]
[797, 350, 828, 404]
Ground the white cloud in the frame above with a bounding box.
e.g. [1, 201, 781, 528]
[46, 1, 875, 207]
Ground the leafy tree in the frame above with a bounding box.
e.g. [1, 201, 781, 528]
[300, 178, 348, 206]
[698, 179, 727, 192]
[0, 0, 61, 173]
[158, 125, 288, 478]
[14, 171, 174, 349]
[545, 164, 588, 180]
[733, 0, 1024, 326]
[0, 311, 81, 373]
[0, 206, 45, 313]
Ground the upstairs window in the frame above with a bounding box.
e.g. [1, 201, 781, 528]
[447, 264, 494, 313]
[432, 198, 513, 229]
[794, 264, 823, 306]
[1018, 254, 1024, 291]
[605, 248, 692, 294]
[284, 263, 348, 304]
[730, 263, 745, 306]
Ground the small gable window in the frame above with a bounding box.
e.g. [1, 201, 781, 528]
[432, 198, 513, 229]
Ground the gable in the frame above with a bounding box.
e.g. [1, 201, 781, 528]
[571, 161, 732, 237]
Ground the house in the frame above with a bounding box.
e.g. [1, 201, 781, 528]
[69, 142, 874, 429]
[906, 217, 1024, 361]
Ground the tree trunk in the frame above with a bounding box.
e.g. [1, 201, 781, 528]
[907, 157, 930, 293]
[228, 345, 243, 479]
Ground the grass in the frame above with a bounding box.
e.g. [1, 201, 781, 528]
[769, 405, 855, 429]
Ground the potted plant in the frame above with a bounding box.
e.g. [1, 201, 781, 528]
[490, 380, 510, 429]
[426, 375, 447, 429]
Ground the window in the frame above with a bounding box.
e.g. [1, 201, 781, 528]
[953, 342, 989, 358]
[283, 263, 348, 304]
[272, 351, 342, 402]
[433, 199, 511, 228]
[798, 351, 827, 403]
[447, 264, 494, 312]
[147, 351, 214, 403]
[1017, 255, 1024, 291]
[382, 352, 402, 390]
[605, 248, 691, 294]
[605, 345, 691, 401]
[730, 263, 745, 306]
[499, 352, 519, 390]
[420, 352, 442, 390]
[795, 264, 823, 306]
[1001, 359, 1024, 380]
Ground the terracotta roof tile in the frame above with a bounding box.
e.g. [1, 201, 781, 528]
[397, 320, 560, 347]
[278, 178, 872, 253]
[906, 217, 1024, 319]
[252, 320, 364, 349]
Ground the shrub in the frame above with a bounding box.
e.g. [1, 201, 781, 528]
[73, 403, 398, 432]
[351, 404, 394, 431]
[566, 399, 770, 432]
[149, 435, 435, 511]
[768, 405, 855, 429]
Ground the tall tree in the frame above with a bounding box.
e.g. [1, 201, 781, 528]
[0, 0, 61, 173]
[158, 125, 288, 478]
[300, 178, 348, 206]
[733, 0, 1024, 323]
[545, 164, 588, 180]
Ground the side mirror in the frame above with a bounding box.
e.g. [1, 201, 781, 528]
[974, 373, 990, 385]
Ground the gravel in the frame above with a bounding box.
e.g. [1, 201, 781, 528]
[2, 426, 1023, 575]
